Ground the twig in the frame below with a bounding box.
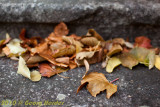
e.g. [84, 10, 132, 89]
[110, 78, 119, 83]
[57, 73, 70, 79]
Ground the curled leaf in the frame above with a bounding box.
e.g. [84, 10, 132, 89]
[30, 70, 41, 82]
[6, 39, 26, 56]
[107, 44, 123, 56]
[53, 45, 76, 58]
[17, 56, 41, 81]
[81, 37, 99, 46]
[27, 54, 46, 64]
[119, 52, 138, 69]
[86, 29, 105, 41]
[77, 72, 117, 99]
[76, 51, 95, 60]
[62, 36, 83, 47]
[82, 59, 90, 78]
[106, 57, 121, 73]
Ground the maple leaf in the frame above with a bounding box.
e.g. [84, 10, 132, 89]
[134, 36, 152, 49]
[77, 72, 117, 99]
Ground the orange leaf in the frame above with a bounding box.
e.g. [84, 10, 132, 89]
[39, 63, 56, 77]
[54, 22, 69, 37]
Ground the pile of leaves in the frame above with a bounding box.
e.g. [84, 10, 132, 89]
[0, 22, 160, 99]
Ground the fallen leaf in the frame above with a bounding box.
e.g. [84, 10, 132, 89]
[112, 38, 125, 45]
[76, 51, 95, 60]
[55, 57, 70, 64]
[119, 52, 138, 69]
[77, 72, 117, 99]
[107, 44, 123, 56]
[32, 42, 68, 67]
[82, 59, 90, 78]
[54, 22, 69, 37]
[46, 32, 63, 42]
[155, 55, 160, 70]
[39, 63, 68, 77]
[106, 57, 121, 73]
[62, 36, 83, 47]
[6, 39, 26, 56]
[86, 29, 105, 41]
[130, 47, 155, 69]
[17, 56, 41, 81]
[81, 37, 99, 46]
[124, 42, 134, 49]
[134, 36, 152, 49]
[30, 70, 41, 82]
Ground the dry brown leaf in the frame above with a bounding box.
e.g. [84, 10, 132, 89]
[76, 51, 95, 60]
[112, 38, 125, 45]
[77, 72, 117, 99]
[54, 22, 69, 37]
[55, 57, 70, 64]
[107, 44, 123, 56]
[46, 32, 63, 42]
[62, 36, 83, 47]
[119, 52, 139, 69]
[69, 60, 77, 69]
[34, 42, 68, 67]
[53, 45, 76, 58]
[81, 37, 99, 46]
[87, 29, 105, 41]
[39, 63, 68, 77]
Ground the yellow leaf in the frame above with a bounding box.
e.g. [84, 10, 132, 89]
[106, 57, 121, 73]
[17, 56, 41, 81]
[155, 55, 160, 70]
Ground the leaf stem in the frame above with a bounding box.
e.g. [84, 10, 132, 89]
[110, 78, 119, 83]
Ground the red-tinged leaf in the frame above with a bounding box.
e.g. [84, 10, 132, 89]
[54, 22, 69, 37]
[39, 63, 56, 77]
[134, 36, 152, 49]
[39, 63, 68, 77]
